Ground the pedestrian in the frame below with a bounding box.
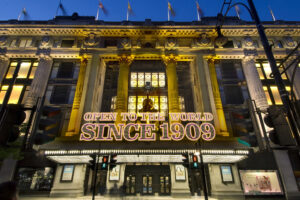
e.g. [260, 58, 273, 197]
[0, 181, 18, 200]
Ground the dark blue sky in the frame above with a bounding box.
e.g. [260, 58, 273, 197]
[0, 0, 300, 22]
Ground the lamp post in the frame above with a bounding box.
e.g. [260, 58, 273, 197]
[217, 0, 300, 146]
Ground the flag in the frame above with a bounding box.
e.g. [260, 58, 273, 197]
[234, 5, 241, 19]
[127, 0, 133, 21]
[195, 1, 204, 21]
[268, 6, 276, 22]
[18, 7, 28, 20]
[99, 1, 108, 15]
[168, 1, 175, 17]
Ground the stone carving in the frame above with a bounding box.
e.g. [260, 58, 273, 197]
[83, 33, 100, 47]
[118, 37, 131, 49]
[284, 36, 295, 48]
[40, 36, 50, 48]
[194, 33, 212, 47]
[165, 37, 177, 49]
[0, 36, 7, 46]
[243, 36, 254, 48]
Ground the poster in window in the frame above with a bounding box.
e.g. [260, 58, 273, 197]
[239, 170, 283, 195]
[220, 165, 234, 183]
[109, 165, 120, 181]
[61, 165, 74, 182]
[175, 165, 186, 181]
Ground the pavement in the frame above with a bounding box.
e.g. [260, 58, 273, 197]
[19, 195, 223, 200]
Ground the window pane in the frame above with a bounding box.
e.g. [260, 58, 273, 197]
[223, 85, 244, 104]
[270, 86, 282, 105]
[130, 73, 137, 87]
[255, 64, 265, 79]
[279, 68, 287, 80]
[19, 39, 27, 48]
[57, 62, 74, 78]
[0, 85, 8, 104]
[159, 73, 165, 87]
[61, 40, 74, 48]
[262, 63, 272, 79]
[50, 86, 70, 104]
[263, 86, 273, 105]
[6, 67, 16, 79]
[17, 62, 31, 78]
[29, 66, 37, 79]
[8, 85, 23, 104]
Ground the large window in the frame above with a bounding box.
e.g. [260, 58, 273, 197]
[45, 61, 79, 105]
[256, 61, 291, 105]
[0, 60, 38, 104]
[130, 72, 165, 88]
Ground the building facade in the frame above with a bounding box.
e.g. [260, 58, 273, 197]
[0, 14, 300, 199]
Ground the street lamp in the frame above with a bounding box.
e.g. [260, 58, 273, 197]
[216, 0, 300, 146]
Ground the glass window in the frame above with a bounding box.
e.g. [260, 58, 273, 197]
[8, 85, 23, 104]
[5, 62, 17, 79]
[0, 85, 8, 104]
[29, 62, 38, 79]
[128, 96, 168, 114]
[270, 86, 283, 105]
[56, 62, 74, 78]
[130, 72, 165, 88]
[262, 63, 272, 79]
[50, 86, 71, 104]
[263, 86, 273, 105]
[61, 40, 74, 48]
[17, 62, 31, 78]
[19, 39, 32, 47]
[255, 63, 265, 80]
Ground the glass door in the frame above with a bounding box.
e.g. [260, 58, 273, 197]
[160, 175, 170, 195]
[142, 175, 153, 195]
[125, 175, 136, 195]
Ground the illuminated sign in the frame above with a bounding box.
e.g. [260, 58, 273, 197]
[80, 112, 215, 142]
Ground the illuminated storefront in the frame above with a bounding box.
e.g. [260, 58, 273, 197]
[0, 14, 299, 199]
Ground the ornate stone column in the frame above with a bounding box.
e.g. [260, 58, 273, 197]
[0, 55, 9, 84]
[241, 52, 268, 111]
[24, 55, 53, 108]
[115, 54, 134, 123]
[66, 56, 88, 136]
[207, 58, 229, 137]
[162, 54, 180, 114]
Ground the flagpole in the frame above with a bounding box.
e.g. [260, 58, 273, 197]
[127, 0, 129, 21]
[196, 1, 200, 21]
[96, 5, 100, 20]
[235, 5, 240, 20]
[55, 0, 62, 17]
[268, 6, 276, 22]
[167, 1, 170, 21]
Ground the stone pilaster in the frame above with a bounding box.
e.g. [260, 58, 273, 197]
[0, 55, 9, 84]
[162, 54, 180, 114]
[285, 53, 300, 100]
[207, 58, 229, 137]
[65, 56, 88, 136]
[241, 52, 268, 111]
[24, 55, 53, 108]
[115, 54, 134, 123]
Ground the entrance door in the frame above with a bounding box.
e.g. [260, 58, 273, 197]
[160, 175, 170, 195]
[125, 175, 136, 195]
[142, 175, 153, 195]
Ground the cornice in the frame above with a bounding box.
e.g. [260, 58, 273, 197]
[0, 24, 300, 37]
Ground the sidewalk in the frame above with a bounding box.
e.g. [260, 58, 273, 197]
[20, 195, 219, 200]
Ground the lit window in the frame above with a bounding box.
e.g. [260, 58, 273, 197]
[263, 86, 272, 105]
[270, 86, 282, 105]
[111, 96, 117, 111]
[19, 39, 32, 48]
[255, 63, 265, 80]
[5, 62, 17, 79]
[130, 72, 166, 88]
[17, 62, 31, 78]
[0, 85, 8, 104]
[262, 63, 272, 79]
[29, 62, 38, 79]
[179, 96, 185, 112]
[128, 96, 168, 114]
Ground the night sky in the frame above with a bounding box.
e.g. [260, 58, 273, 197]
[0, 0, 299, 22]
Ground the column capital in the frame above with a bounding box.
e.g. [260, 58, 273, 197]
[162, 54, 178, 65]
[118, 54, 134, 65]
[0, 54, 9, 62]
[243, 49, 258, 60]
